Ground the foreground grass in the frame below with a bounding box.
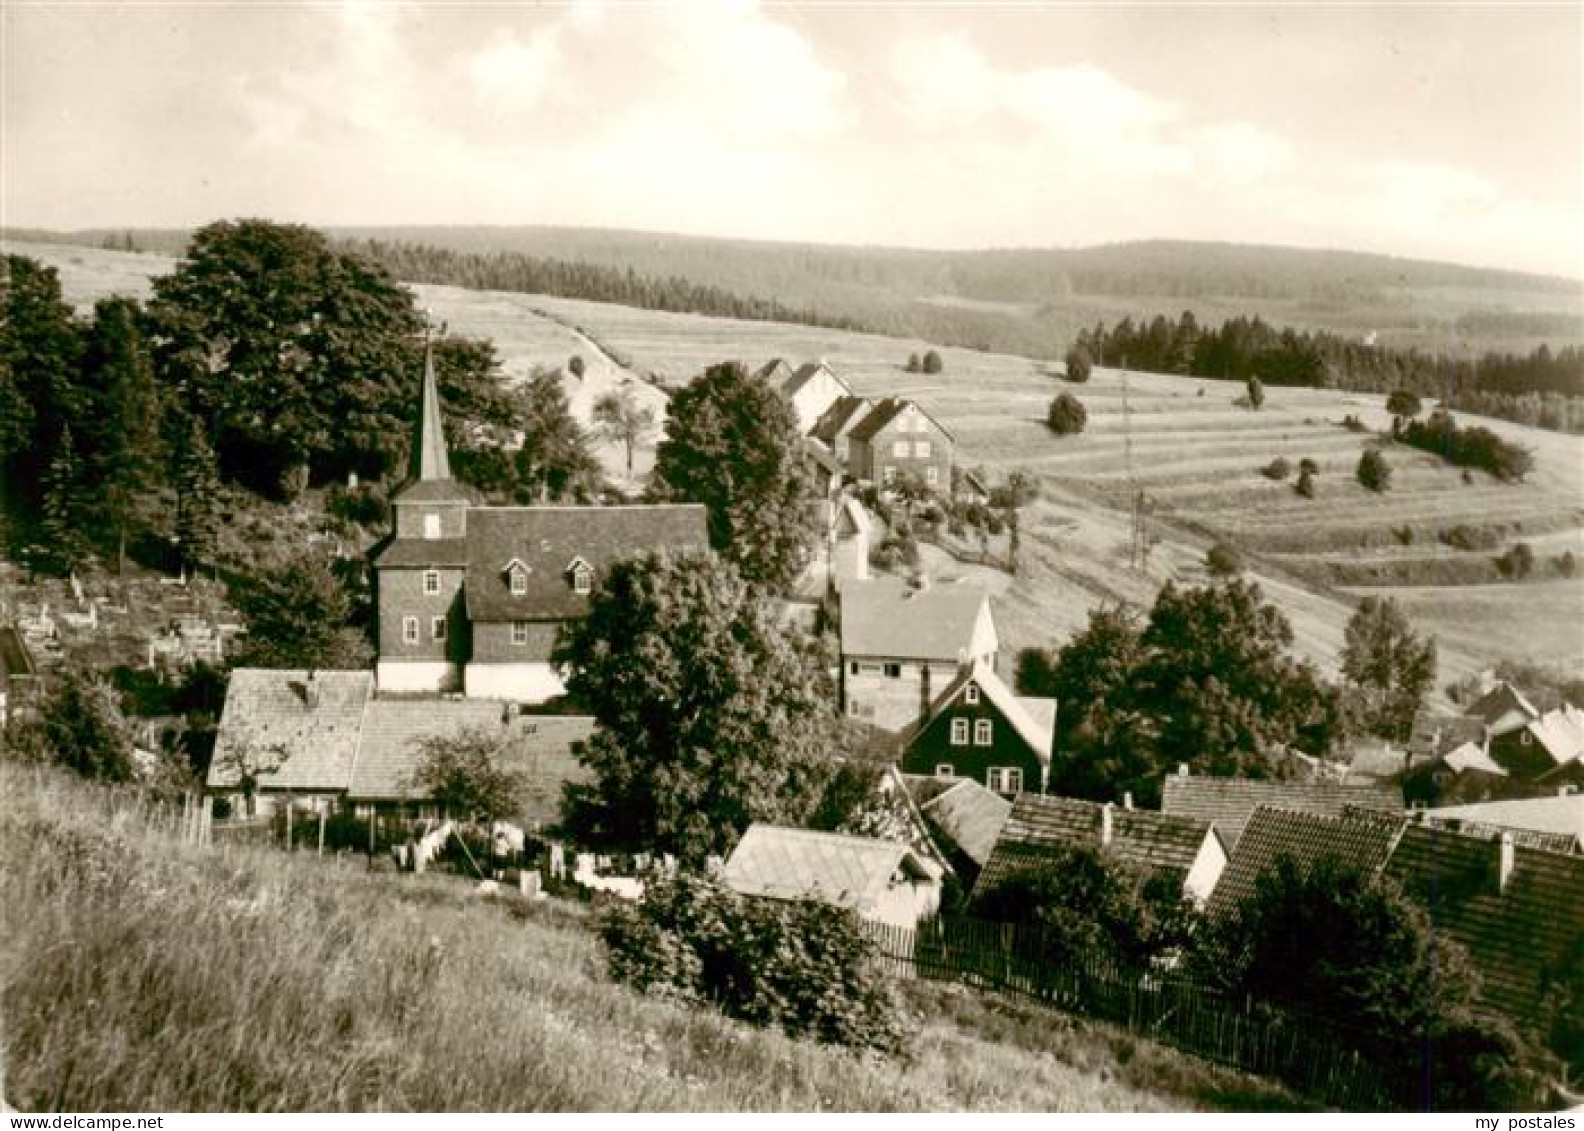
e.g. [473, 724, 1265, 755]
[0, 765, 1303, 1111]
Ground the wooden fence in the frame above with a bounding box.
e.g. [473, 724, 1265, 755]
[863, 916, 1408, 1110]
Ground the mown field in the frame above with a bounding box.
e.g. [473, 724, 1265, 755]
[11, 239, 1582, 685]
[0, 764, 1305, 1112]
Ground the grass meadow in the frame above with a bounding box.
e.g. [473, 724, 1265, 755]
[9, 239, 1582, 682]
[0, 764, 1306, 1113]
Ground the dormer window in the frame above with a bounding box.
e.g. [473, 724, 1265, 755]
[503, 559, 529, 596]
[569, 558, 593, 595]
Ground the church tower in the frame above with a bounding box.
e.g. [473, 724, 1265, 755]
[372, 344, 471, 693]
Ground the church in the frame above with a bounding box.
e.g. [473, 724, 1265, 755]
[372, 350, 708, 701]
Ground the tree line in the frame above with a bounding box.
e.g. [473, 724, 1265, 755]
[1072, 313, 1584, 433]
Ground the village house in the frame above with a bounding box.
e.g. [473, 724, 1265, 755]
[839, 577, 998, 732]
[845, 398, 955, 491]
[976, 793, 1227, 908]
[1208, 804, 1584, 1042]
[898, 659, 1056, 797]
[1403, 681, 1584, 806]
[205, 667, 592, 826]
[1160, 768, 1403, 851]
[721, 823, 943, 930]
[769, 359, 852, 433]
[372, 348, 707, 702]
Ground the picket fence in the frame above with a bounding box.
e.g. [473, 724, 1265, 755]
[862, 916, 1412, 1110]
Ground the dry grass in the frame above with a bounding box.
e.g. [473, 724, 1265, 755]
[0, 765, 1305, 1113]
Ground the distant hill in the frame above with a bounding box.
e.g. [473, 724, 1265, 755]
[7, 224, 1581, 358]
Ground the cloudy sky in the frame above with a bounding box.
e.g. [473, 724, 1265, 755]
[4, 2, 1581, 276]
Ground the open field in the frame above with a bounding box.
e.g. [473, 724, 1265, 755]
[10, 239, 1582, 684]
[0, 764, 1304, 1112]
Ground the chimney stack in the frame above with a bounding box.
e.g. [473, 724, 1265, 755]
[1177, 763, 1189, 778]
[1123, 791, 1134, 811]
[1101, 802, 1114, 848]
[1498, 832, 1515, 893]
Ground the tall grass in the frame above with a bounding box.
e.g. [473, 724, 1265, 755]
[0, 765, 1300, 1112]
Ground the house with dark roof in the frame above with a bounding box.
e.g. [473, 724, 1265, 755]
[372, 347, 707, 701]
[977, 793, 1227, 907]
[846, 398, 955, 491]
[1160, 769, 1402, 851]
[775, 360, 852, 433]
[1403, 681, 1584, 806]
[839, 577, 998, 732]
[721, 823, 943, 929]
[1209, 803, 1584, 1039]
[899, 660, 1055, 797]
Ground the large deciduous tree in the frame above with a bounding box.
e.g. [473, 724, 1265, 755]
[412, 728, 525, 822]
[592, 387, 656, 481]
[552, 549, 839, 862]
[650, 362, 819, 591]
[514, 367, 600, 502]
[1341, 596, 1437, 741]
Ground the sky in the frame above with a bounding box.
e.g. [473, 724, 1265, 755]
[4, 1, 1582, 277]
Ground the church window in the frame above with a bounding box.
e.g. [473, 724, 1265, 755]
[511, 621, 529, 646]
[423, 570, 440, 595]
[974, 719, 993, 746]
[402, 616, 419, 644]
[431, 616, 446, 641]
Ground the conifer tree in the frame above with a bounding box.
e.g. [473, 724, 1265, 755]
[173, 414, 221, 571]
[40, 426, 93, 575]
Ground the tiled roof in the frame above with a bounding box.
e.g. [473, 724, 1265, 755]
[208, 669, 374, 792]
[371, 537, 471, 568]
[1205, 805, 1407, 917]
[1160, 773, 1402, 851]
[919, 778, 1012, 869]
[1466, 681, 1541, 730]
[1385, 824, 1584, 1022]
[391, 478, 474, 504]
[839, 578, 991, 662]
[810, 396, 874, 445]
[349, 700, 593, 827]
[780, 361, 849, 401]
[463, 505, 708, 622]
[847, 397, 954, 444]
[1422, 795, 1584, 852]
[722, 825, 931, 914]
[976, 794, 1214, 897]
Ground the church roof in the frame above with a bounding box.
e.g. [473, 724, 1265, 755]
[393, 343, 470, 504]
[463, 505, 709, 622]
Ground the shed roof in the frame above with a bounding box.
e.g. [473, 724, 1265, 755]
[207, 669, 374, 792]
[1444, 741, 1508, 777]
[1204, 805, 1407, 917]
[463, 505, 708, 622]
[839, 578, 991, 662]
[1160, 773, 1402, 851]
[917, 778, 1012, 869]
[1423, 795, 1584, 851]
[1527, 705, 1584, 766]
[371, 537, 471, 568]
[722, 824, 934, 913]
[976, 794, 1215, 897]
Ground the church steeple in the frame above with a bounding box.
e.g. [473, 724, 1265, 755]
[410, 341, 452, 483]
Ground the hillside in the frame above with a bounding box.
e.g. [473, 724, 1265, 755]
[12, 226, 1582, 359]
[10, 239, 1583, 684]
[0, 764, 1303, 1112]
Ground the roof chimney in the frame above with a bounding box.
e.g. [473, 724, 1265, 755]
[1498, 832, 1515, 893]
[1177, 763, 1190, 778]
[1123, 791, 1134, 811]
[1101, 802, 1114, 848]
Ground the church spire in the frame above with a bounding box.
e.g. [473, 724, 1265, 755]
[410, 339, 452, 483]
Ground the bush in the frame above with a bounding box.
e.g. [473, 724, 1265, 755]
[1064, 346, 1092, 383]
[1400, 410, 1536, 482]
[1295, 468, 1316, 498]
[324, 482, 390, 530]
[1298, 458, 1320, 476]
[568, 355, 586, 378]
[600, 874, 904, 1052]
[1556, 551, 1577, 579]
[921, 350, 943, 375]
[1392, 524, 1415, 546]
[1386, 389, 1423, 420]
[1495, 542, 1535, 580]
[1206, 541, 1245, 578]
[1439, 524, 1503, 552]
[1261, 457, 1291, 481]
[1047, 393, 1088, 436]
[1246, 376, 1265, 410]
[1357, 449, 1391, 492]
[1341, 414, 1369, 433]
[905, 353, 921, 373]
